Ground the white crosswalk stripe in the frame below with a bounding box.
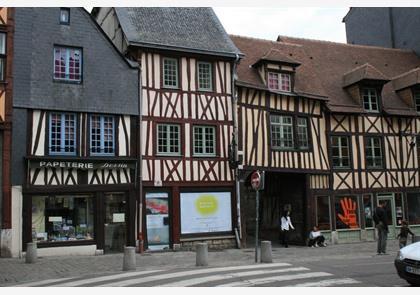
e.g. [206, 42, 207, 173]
[16, 261, 362, 287]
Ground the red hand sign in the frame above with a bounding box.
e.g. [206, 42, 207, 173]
[337, 197, 359, 228]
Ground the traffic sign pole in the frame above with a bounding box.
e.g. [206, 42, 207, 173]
[255, 189, 259, 263]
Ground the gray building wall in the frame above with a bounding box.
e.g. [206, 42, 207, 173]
[10, 109, 27, 186]
[344, 7, 420, 55]
[12, 8, 138, 115]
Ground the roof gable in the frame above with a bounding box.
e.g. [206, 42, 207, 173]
[342, 63, 390, 87]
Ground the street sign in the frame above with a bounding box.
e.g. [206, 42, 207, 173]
[251, 170, 264, 191]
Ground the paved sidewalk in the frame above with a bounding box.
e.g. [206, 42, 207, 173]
[0, 240, 401, 286]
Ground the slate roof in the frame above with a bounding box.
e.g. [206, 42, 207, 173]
[114, 7, 242, 58]
[231, 34, 420, 115]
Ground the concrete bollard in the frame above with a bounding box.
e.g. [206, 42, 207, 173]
[331, 231, 339, 245]
[260, 241, 272, 263]
[25, 242, 37, 263]
[196, 243, 208, 267]
[122, 246, 136, 271]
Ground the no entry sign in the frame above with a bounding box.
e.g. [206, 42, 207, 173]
[251, 170, 264, 191]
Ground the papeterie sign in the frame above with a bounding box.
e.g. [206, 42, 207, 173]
[28, 159, 136, 170]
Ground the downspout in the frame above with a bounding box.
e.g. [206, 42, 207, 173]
[232, 54, 242, 242]
[137, 60, 143, 253]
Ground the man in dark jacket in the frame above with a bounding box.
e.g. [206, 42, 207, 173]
[375, 201, 389, 255]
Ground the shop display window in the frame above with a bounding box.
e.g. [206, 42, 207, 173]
[315, 196, 331, 230]
[335, 196, 360, 229]
[32, 195, 94, 243]
[407, 193, 420, 225]
[362, 194, 374, 228]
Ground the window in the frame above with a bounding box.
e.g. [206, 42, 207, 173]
[163, 58, 178, 88]
[407, 193, 420, 225]
[365, 137, 383, 168]
[362, 194, 374, 228]
[268, 72, 291, 92]
[90, 115, 115, 155]
[297, 117, 309, 149]
[270, 115, 294, 149]
[395, 193, 405, 226]
[0, 32, 5, 81]
[49, 113, 76, 155]
[415, 91, 420, 113]
[316, 196, 331, 230]
[32, 195, 94, 243]
[157, 124, 180, 155]
[60, 8, 70, 25]
[54, 47, 82, 82]
[197, 62, 212, 91]
[335, 196, 360, 229]
[331, 136, 351, 169]
[362, 88, 379, 112]
[193, 125, 216, 156]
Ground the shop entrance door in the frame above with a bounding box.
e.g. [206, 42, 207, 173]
[104, 193, 127, 253]
[377, 194, 396, 239]
[145, 192, 170, 250]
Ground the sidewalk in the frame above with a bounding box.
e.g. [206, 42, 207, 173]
[0, 240, 400, 286]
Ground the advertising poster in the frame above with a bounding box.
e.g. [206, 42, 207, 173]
[180, 192, 232, 234]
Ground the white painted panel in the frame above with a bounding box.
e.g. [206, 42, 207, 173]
[226, 62, 232, 95]
[155, 160, 161, 182]
[142, 159, 149, 181]
[147, 53, 153, 88]
[181, 57, 188, 91]
[119, 117, 127, 156]
[153, 54, 160, 89]
[185, 160, 191, 181]
[185, 123, 190, 157]
[141, 53, 147, 87]
[190, 58, 196, 92]
[174, 93, 182, 118]
[31, 111, 40, 155]
[215, 62, 221, 93]
[191, 93, 196, 119]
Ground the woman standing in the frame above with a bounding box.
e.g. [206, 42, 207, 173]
[280, 210, 294, 248]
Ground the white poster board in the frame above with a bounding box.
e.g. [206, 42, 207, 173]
[180, 192, 232, 234]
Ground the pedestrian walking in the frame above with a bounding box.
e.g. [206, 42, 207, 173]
[374, 201, 389, 255]
[397, 220, 415, 249]
[280, 210, 294, 248]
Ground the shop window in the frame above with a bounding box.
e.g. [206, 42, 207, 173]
[90, 115, 115, 156]
[49, 112, 77, 155]
[32, 195, 94, 243]
[163, 57, 178, 88]
[316, 196, 331, 230]
[197, 61, 213, 91]
[0, 32, 5, 81]
[362, 194, 374, 228]
[54, 46, 82, 82]
[193, 125, 216, 156]
[406, 193, 420, 225]
[157, 123, 180, 156]
[395, 193, 405, 226]
[335, 196, 360, 229]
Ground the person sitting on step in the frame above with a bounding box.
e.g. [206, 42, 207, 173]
[308, 226, 327, 248]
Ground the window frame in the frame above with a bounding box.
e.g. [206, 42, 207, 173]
[270, 114, 294, 150]
[162, 57, 179, 89]
[156, 123, 181, 156]
[362, 87, 380, 113]
[0, 31, 6, 82]
[269, 113, 311, 151]
[197, 61, 213, 92]
[89, 114, 116, 156]
[59, 8, 70, 25]
[53, 46, 83, 83]
[365, 136, 384, 169]
[331, 135, 352, 169]
[48, 112, 77, 156]
[414, 90, 420, 113]
[267, 71, 292, 92]
[192, 125, 216, 157]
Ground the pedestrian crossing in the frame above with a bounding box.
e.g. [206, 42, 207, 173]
[16, 261, 361, 287]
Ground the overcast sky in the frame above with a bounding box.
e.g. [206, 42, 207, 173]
[213, 7, 349, 43]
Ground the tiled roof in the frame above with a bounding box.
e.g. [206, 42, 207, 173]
[114, 7, 242, 58]
[231, 34, 420, 114]
[342, 63, 389, 88]
[392, 67, 420, 91]
[257, 48, 301, 66]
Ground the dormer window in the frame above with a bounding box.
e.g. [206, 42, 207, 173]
[268, 72, 291, 92]
[60, 8, 70, 25]
[362, 88, 379, 112]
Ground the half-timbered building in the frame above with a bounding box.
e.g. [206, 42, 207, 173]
[5, 8, 139, 257]
[93, 7, 242, 250]
[232, 35, 420, 245]
[0, 7, 14, 257]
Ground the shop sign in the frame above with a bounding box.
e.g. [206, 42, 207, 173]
[28, 159, 136, 170]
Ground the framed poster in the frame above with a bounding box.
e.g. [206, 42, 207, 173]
[180, 192, 232, 234]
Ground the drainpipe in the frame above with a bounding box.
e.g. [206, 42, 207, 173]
[231, 54, 242, 241]
[137, 60, 143, 253]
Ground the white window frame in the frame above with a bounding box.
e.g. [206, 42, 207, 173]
[362, 88, 379, 112]
[268, 72, 291, 92]
[163, 57, 179, 89]
[297, 117, 309, 149]
[157, 123, 181, 156]
[197, 61, 213, 91]
[332, 136, 351, 169]
[0, 32, 6, 82]
[193, 125, 216, 157]
[53, 46, 82, 82]
[270, 115, 294, 150]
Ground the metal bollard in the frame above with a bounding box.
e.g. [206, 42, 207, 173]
[122, 246, 136, 271]
[25, 242, 37, 264]
[260, 241, 272, 263]
[196, 243, 208, 267]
